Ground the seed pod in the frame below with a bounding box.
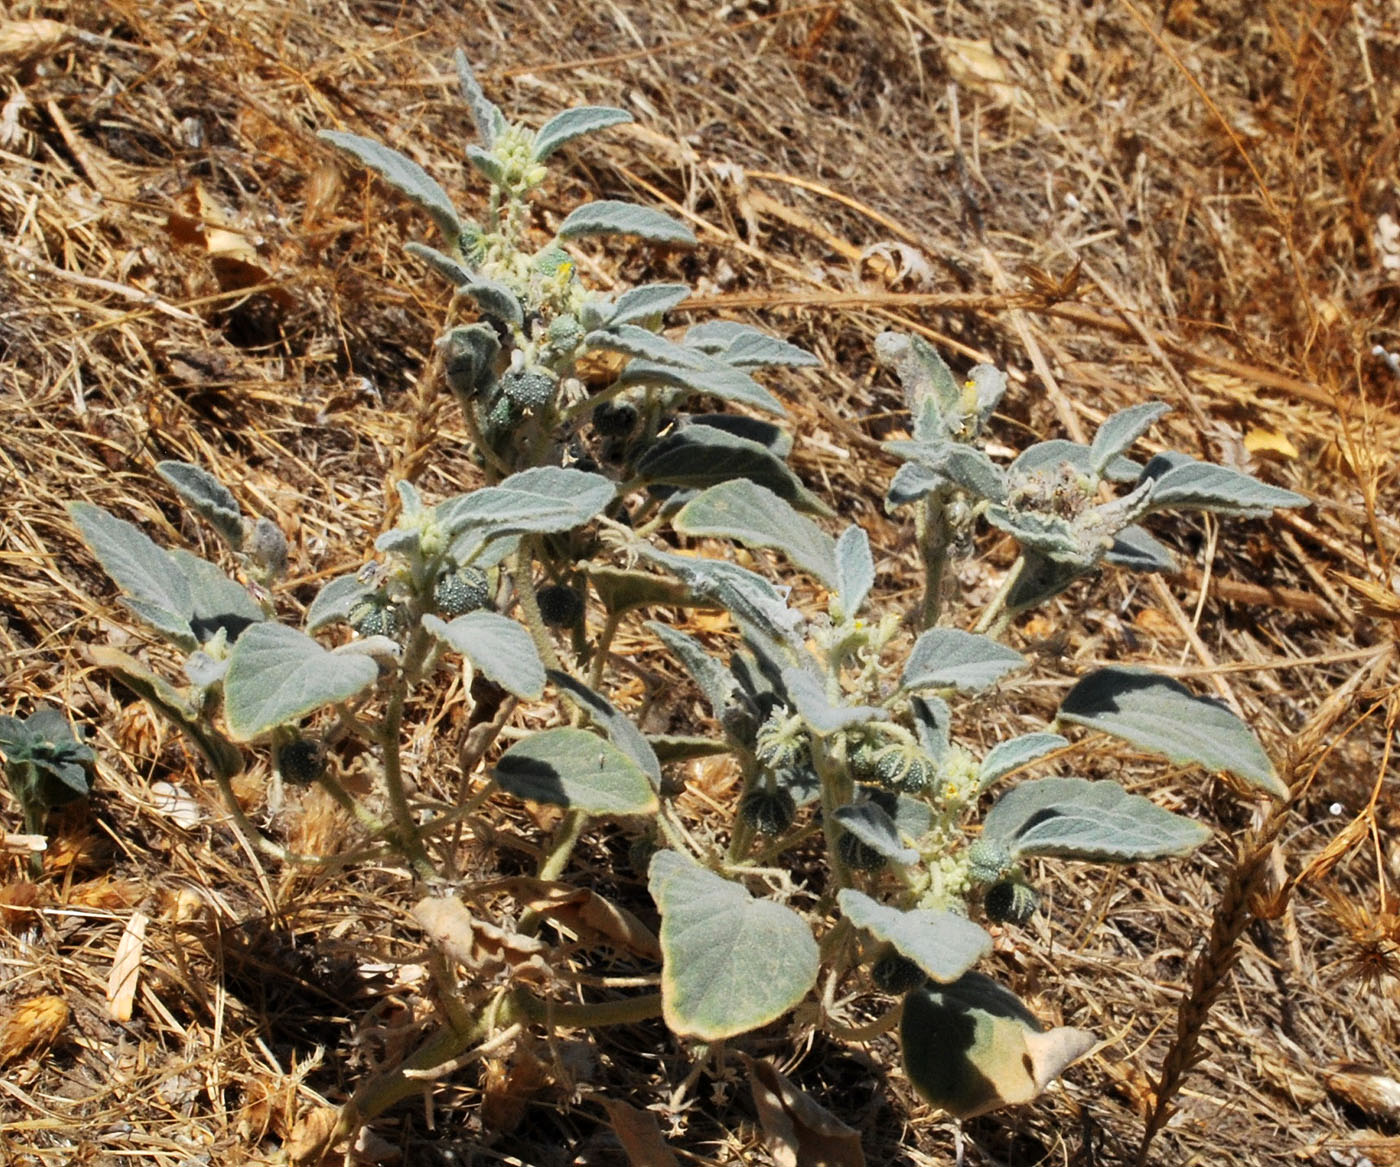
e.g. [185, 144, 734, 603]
[754, 712, 809, 773]
[591, 400, 638, 437]
[276, 737, 324, 785]
[871, 743, 938, 794]
[837, 830, 886, 872]
[966, 839, 1015, 885]
[536, 583, 584, 628]
[501, 367, 557, 409]
[871, 948, 927, 994]
[984, 881, 1039, 926]
[433, 566, 490, 617]
[738, 788, 796, 837]
[349, 596, 401, 638]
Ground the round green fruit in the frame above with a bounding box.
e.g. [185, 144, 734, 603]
[433, 566, 490, 617]
[536, 583, 584, 628]
[738, 788, 796, 837]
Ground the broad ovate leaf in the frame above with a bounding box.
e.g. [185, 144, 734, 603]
[1057, 667, 1285, 798]
[493, 728, 657, 815]
[977, 732, 1068, 791]
[831, 803, 917, 866]
[684, 321, 819, 369]
[423, 611, 545, 700]
[1141, 455, 1307, 519]
[319, 130, 461, 244]
[650, 849, 818, 1041]
[617, 356, 786, 416]
[981, 777, 1211, 861]
[838, 889, 990, 984]
[1088, 402, 1170, 476]
[584, 323, 707, 369]
[833, 525, 875, 618]
[532, 105, 632, 160]
[437, 467, 615, 553]
[901, 972, 1096, 1119]
[306, 572, 376, 633]
[547, 670, 661, 786]
[557, 200, 695, 245]
[638, 426, 827, 515]
[675, 480, 836, 586]
[900, 628, 1027, 693]
[155, 461, 243, 549]
[605, 282, 691, 326]
[782, 668, 887, 736]
[223, 623, 379, 741]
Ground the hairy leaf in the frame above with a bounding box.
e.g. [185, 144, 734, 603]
[605, 282, 691, 326]
[618, 357, 786, 416]
[1104, 524, 1176, 572]
[834, 525, 875, 617]
[155, 462, 243, 549]
[1089, 402, 1170, 476]
[838, 889, 990, 983]
[306, 572, 376, 633]
[675, 480, 837, 586]
[1058, 667, 1285, 797]
[547, 670, 660, 785]
[782, 668, 887, 736]
[455, 49, 507, 147]
[585, 323, 707, 368]
[831, 803, 918, 865]
[319, 130, 461, 244]
[558, 200, 695, 245]
[648, 622, 738, 720]
[638, 426, 826, 514]
[494, 728, 657, 815]
[900, 628, 1027, 693]
[423, 611, 545, 700]
[1142, 455, 1307, 519]
[685, 321, 819, 369]
[650, 849, 818, 1041]
[224, 623, 378, 741]
[532, 105, 632, 160]
[977, 732, 1068, 791]
[982, 776, 1211, 861]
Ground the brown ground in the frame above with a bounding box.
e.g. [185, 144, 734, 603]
[0, 1, 1398, 1164]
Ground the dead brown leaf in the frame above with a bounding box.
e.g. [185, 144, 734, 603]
[742, 1053, 866, 1167]
[600, 1098, 682, 1166]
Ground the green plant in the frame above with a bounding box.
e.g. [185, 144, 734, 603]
[0, 705, 96, 874]
[62, 49, 1309, 1160]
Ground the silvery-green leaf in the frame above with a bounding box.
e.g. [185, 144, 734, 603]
[436, 467, 615, 547]
[155, 461, 244, 549]
[637, 426, 827, 515]
[834, 525, 875, 617]
[884, 439, 1008, 502]
[455, 49, 507, 147]
[984, 507, 1090, 565]
[832, 804, 918, 865]
[648, 622, 738, 720]
[675, 481, 837, 586]
[224, 623, 379, 741]
[618, 357, 786, 416]
[774, 765, 821, 805]
[423, 611, 544, 700]
[1104, 525, 1176, 572]
[605, 282, 691, 326]
[438, 322, 501, 399]
[1010, 439, 1142, 484]
[900, 628, 1027, 693]
[585, 323, 707, 369]
[1089, 402, 1170, 476]
[1058, 667, 1284, 797]
[874, 331, 962, 441]
[307, 572, 375, 632]
[88, 645, 243, 777]
[70, 501, 193, 627]
[838, 889, 991, 984]
[587, 566, 711, 614]
[910, 696, 951, 761]
[982, 776, 1211, 861]
[319, 130, 461, 244]
[966, 364, 1008, 429]
[465, 143, 507, 188]
[168, 550, 264, 643]
[375, 528, 420, 554]
[686, 414, 792, 457]
[1142, 456, 1307, 519]
[650, 849, 818, 1041]
[547, 669, 660, 785]
[684, 321, 818, 369]
[494, 727, 658, 815]
[647, 734, 732, 764]
[781, 667, 887, 736]
[1005, 549, 1086, 612]
[978, 732, 1068, 791]
[557, 200, 695, 245]
[184, 650, 228, 689]
[895, 793, 932, 840]
[532, 105, 632, 160]
[119, 597, 197, 649]
[459, 274, 523, 327]
[886, 461, 945, 508]
[404, 240, 473, 287]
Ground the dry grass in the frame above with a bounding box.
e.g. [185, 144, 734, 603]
[0, 0, 1398, 1163]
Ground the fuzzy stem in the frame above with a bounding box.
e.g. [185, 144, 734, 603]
[512, 989, 664, 1028]
[972, 555, 1026, 637]
[378, 626, 438, 880]
[511, 542, 563, 673]
[916, 489, 954, 629]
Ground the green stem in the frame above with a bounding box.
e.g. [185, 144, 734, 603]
[972, 555, 1026, 638]
[379, 626, 438, 880]
[511, 542, 563, 673]
[513, 989, 663, 1028]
